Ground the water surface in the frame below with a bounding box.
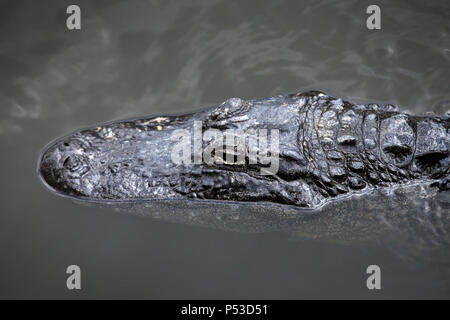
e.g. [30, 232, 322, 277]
[0, 0, 449, 298]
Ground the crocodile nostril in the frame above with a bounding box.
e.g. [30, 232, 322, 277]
[61, 155, 89, 175]
[63, 156, 70, 167]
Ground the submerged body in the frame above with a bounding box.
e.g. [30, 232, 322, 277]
[39, 90, 449, 208]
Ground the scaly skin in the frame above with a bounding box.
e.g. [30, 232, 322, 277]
[38, 91, 449, 209]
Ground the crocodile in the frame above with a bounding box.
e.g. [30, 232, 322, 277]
[37, 90, 450, 247]
[38, 90, 449, 208]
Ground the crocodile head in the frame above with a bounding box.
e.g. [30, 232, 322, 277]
[38, 93, 312, 205]
[38, 91, 449, 208]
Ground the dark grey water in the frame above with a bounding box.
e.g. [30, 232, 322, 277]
[1, 0, 449, 299]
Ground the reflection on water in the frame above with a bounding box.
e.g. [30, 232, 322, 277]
[0, 0, 449, 298]
[68, 183, 450, 260]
